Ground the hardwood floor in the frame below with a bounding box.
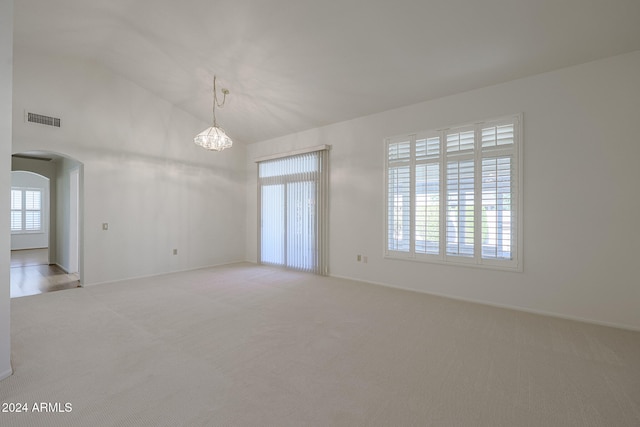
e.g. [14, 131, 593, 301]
[10, 249, 80, 298]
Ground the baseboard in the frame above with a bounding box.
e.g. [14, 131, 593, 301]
[74, 263, 640, 332]
[10, 247, 47, 251]
[329, 273, 640, 332]
[55, 263, 70, 274]
[0, 366, 13, 381]
[84, 260, 249, 287]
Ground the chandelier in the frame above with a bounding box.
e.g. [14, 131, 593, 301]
[194, 76, 233, 151]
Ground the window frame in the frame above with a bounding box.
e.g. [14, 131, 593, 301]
[384, 114, 523, 272]
[11, 187, 44, 234]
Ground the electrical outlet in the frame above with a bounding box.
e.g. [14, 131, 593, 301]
[173, 249, 178, 255]
[357, 254, 362, 262]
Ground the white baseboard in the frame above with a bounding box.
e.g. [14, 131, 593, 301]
[0, 366, 13, 381]
[84, 260, 248, 287]
[10, 247, 47, 251]
[69, 262, 640, 332]
[55, 263, 70, 274]
[329, 273, 640, 332]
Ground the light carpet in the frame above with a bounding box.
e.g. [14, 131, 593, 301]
[1, 263, 639, 426]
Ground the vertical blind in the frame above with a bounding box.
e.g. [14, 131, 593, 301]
[258, 148, 329, 275]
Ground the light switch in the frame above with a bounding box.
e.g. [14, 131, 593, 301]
[102, 223, 109, 230]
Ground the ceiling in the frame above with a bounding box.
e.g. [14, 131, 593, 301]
[13, 0, 640, 144]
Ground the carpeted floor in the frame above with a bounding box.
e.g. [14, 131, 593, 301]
[2, 263, 639, 426]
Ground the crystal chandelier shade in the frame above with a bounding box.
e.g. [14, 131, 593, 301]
[194, 126, 233, 151]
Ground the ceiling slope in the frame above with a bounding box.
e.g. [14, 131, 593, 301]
[14, 0, 640, 144]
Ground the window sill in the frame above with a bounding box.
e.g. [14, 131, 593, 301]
[11, 231, 45, 235]
[384, 253, 522, 273]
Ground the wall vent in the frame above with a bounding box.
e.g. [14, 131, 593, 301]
[25, 111, 61, 128]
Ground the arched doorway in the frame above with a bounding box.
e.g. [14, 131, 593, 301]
[10, 151, 84, 298]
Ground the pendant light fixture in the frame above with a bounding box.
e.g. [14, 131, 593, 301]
[194, 75, 233, 151]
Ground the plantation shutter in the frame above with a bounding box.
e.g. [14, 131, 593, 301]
[445, 129, 475, 258]
[415, 136, 440, 255]
[384, 114, 521, 271]
[480, 122, 516, 261]
[387, 139, 411, 252]
[11, 190, 22, 231]
[11, 188, 42, 232]
[25, 190, 42, 231]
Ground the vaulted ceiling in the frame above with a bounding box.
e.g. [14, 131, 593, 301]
[13, 0, 640, 144]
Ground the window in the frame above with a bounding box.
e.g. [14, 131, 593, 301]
[385, 114, 522, 271]
[257, 147, 329, 275]
[11, 187, 43, 233]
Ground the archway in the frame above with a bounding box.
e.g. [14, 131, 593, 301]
[11, 151, 84, 297]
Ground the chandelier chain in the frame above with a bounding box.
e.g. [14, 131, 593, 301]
[212, 75, 228, 128]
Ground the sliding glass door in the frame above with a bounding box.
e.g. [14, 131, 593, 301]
[260, 184, 285, 265]
[258, 148, 328, 275]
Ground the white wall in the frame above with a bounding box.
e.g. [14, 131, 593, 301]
[10, 171, 49, 250]
[13, 51, 247, 285]
[246, 51, 640, 330]
[0, 0, 14, 381]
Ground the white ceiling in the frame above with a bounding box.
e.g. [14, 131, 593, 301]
[13, 0, 640, 144]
